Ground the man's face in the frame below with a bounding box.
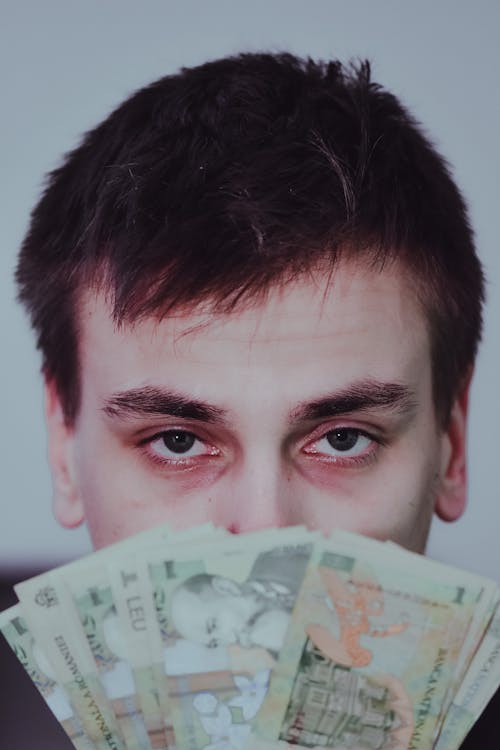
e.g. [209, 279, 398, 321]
[46, 259, 467, 552]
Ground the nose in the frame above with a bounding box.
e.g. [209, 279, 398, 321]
[212, 452, 302, 533]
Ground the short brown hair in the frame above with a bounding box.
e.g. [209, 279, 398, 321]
[16, 52, 484, 426]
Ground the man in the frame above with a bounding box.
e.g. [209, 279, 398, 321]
[14, 52, 495, 745]
[15, 52, 482, 554]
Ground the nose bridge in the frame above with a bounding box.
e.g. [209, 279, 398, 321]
[216, 443, 298, 532]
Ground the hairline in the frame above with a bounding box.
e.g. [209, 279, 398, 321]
[65, 244, 454, 428]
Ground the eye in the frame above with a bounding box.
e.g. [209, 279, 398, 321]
[159, 430, 197, 454]
[325, 428, 370, 455]
[303, 427, 376, 461]
[146, 429, 218, 461]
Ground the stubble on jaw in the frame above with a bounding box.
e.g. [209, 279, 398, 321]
[402, 470, 443, 554]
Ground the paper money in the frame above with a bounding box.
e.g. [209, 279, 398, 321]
[107, 525, 228, 749]
[435, 598, 500, 749]
[253, 537, 485, 750]
[108, 558, 172, 750]
[326, 530, 498, 728]
[2, 525, 499, 750]
[0, 604, 95, 750]
[67, 563, 152, 750]
[15, 570, 127, 750]
[138, 529, 317, 750]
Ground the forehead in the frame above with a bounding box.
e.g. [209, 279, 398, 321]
[77, 260, 430, 400]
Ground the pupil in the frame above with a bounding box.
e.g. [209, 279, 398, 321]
[326, 428, 358, 451]
[163, 431, 195, 453]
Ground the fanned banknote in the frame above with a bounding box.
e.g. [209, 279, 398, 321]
[0, 605, 95, 750]
[2, 523, 499, 750]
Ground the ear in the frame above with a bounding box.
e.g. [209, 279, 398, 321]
[434, 375, 471, 523]
[44, 378, 84, 528]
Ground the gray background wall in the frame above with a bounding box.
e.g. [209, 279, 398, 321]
[1, 0, 498, 578]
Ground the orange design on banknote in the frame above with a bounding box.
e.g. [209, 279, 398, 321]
[306, 566, 409, 667]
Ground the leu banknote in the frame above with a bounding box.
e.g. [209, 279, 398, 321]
[2, 524, 499, 750]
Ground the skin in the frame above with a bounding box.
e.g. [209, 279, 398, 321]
[45, 258, 469, 552]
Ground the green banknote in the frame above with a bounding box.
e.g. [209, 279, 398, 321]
[107, 525, 227, 749]
[67, 563, 152, 750]
[15, 569, 127, 750]
[0, 604, 95, 750]
[12, 522, 216, 750]
[138, 531, 316, 750]
[435, 598, 500, 750]
[369, 534, 499, 693]
[108, 557, 172, 750]
[3, 525, 499, 750]
[253, 537, 480, 750]
[330, 530, 499, 730]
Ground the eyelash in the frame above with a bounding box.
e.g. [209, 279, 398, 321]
[302, 427, 383, 468]
[139, 429, 220, 468]
[139, 424, 385, 470]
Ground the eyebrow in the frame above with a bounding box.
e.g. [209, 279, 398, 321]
[102, 380, 417, 426]
[102, 386, 228, 423]
[289, 380, 417, 423]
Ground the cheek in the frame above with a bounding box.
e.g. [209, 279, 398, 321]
[72, 428, 158, 546]
[299, 451, 439, 548]
[356, 459, 439, 550]
[298, 459, 360, 493]
[74, 454, 218, 547]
